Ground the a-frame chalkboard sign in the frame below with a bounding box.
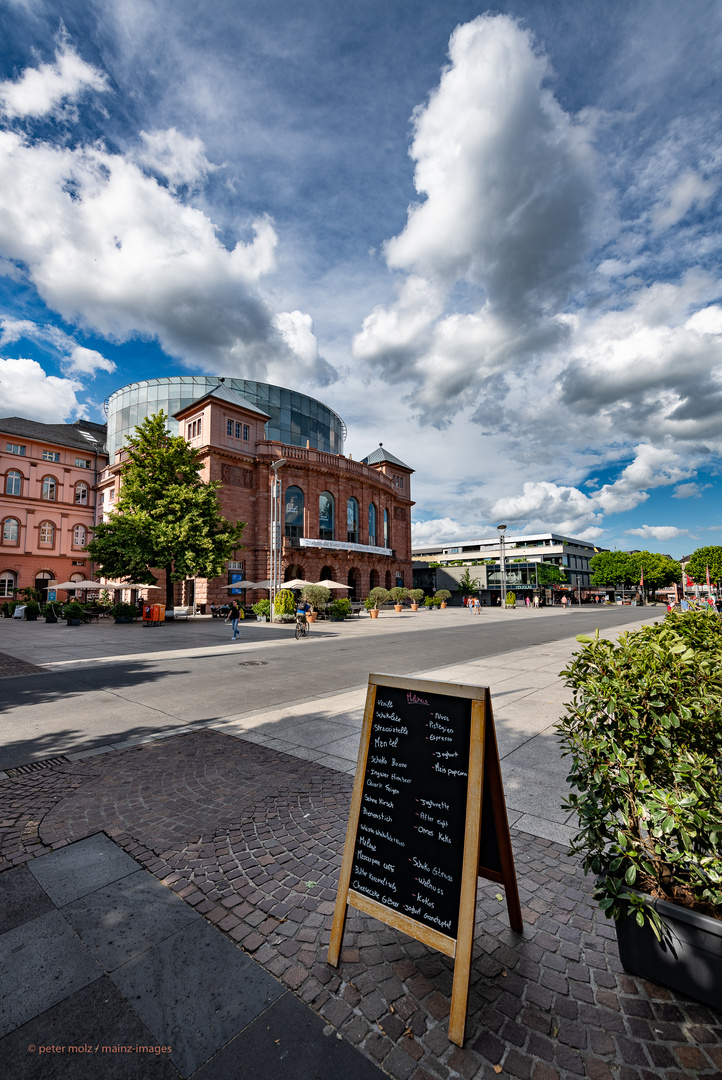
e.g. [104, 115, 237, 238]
[328, 674, 522, 1047]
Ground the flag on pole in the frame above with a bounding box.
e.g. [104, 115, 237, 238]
[640, 565, 644, 590]
[706, 565, 711, 591]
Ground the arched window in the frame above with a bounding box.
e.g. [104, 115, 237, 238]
[347, 497, 359, 543]
[348, 566, 358, 600]
[284, 486, 304, 538]
[75, 482, 89, 505]
[73, 524, 87, 548]
[42, 476, 57, 501]
[39, 521, 55, 546]
[0, 570, 16, 598]
[368, 502, 377, 546]
[34, 571, 53, 601]
[369, 568, 379, 590]
[319, 492, 334, 541]
[5, 470, 22, 496]
[2, 518, 19, 544]
[383, 508, 390, 548]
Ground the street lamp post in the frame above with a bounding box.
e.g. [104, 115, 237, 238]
[497, 524, 507, 610]
[269, 458, 287, 623]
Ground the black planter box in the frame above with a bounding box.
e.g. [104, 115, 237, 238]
[615, 890, 722, 1008]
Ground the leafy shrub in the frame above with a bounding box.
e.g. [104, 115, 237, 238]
[274, 589, 295, 617]
[330, 598, 351, 619]
[111, 602, 137, 619]
[558, 610, 722, 933]
[505, 591, 516, 606]
[365, 587, 391, 610]
[408, 589, 425, 604]
[302, 585, 331, 611]
[2, 601, 11, 617]
[63, 601, 85, 620]
[435, 590, 452, 603]
[252, 599, 271, 617]
[390, 587, 409, 605]
[24, 601, 40, 619]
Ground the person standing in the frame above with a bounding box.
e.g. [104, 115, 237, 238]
[561, 595, 568, 612]
[226, 600, 241, 640]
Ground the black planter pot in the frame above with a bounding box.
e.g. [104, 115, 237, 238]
[45, 614, 58, 624]
[114, 617, 134, 624]
[65, 618, 82, 626]
[615, 889, 722, 1008]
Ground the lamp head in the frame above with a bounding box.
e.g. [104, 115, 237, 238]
[271, 458, 287, 471]
[496, 524, 507, 534]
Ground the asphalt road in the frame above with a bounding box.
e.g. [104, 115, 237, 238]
[0, 606, 657, 770]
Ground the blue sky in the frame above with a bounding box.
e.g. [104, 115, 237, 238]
[1, 0, 721, 558]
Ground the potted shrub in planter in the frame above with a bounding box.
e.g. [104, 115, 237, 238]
[408, 588, 424, 611]
[329, 598, 351, 621]
[252, 599, 271, 622]
[302, 584, 331, 623]
[435, 589, 452, 609]
[111, 601, 137, 624]
[1, 601, 12, 618]
[24, 600, 40, 622]
[558, 610, 722, 1007]
[424, 596, 437, 611]
[365, 587, 391, 619]
[274, 589, 296, 622]
[42, 603, 59, 624]
[390, 586, 409, 612]
[505, 590, 517, 608]
[63, 601, 85, 626]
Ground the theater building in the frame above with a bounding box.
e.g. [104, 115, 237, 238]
[0, 417, 107, 601]
[98, 377, 414, 608]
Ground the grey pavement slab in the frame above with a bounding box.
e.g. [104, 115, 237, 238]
[193, 989, 387, 1080]
[62, 868, 200, 972]
[110, 918, 284, 1078]
[0, 977, 179, 1080]
[0, 910, 102, 1037]
[0, 863, 54, 935]
[28, 833, 140, 906]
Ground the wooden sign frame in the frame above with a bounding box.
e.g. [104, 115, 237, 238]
[328, 674, 522, 1047]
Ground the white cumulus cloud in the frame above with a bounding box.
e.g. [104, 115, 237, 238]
[0, 356, 84, 421]
[625, 525, 690, 540]
[0, 36, 108, 119]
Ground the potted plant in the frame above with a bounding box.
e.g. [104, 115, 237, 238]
[424, 596, 436, 610]
[435, 589, 452, 609]
[63, 601, 85, 626]
[1, 601, 12, 618]
[111, 601, 137, 624]
[24, 600, 40, 622]
[252, 599, 271, 622]
[43, 603, 59, 624]
[328, 598, 351, 621]
[558, 610, 722, 1007]
[390, 586, 409, 612]
[274, 589, 296, 622]
[365, 587, 391, 619]
[302, 584, 331, 623]
[505, 590, 517, 608]
[408, 588, 424, 611]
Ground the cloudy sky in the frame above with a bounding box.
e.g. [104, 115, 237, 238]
[1, 0, 720, 557]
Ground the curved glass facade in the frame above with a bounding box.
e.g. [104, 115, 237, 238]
[105, 376, 346, 460]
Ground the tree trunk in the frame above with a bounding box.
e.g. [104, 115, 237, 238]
[165, 565, 174, 612]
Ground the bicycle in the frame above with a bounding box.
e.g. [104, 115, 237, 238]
[295, 612, 309, 639]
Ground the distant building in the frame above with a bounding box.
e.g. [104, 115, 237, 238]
[412, 532, 605, 604]
[0, 417, 107, 600]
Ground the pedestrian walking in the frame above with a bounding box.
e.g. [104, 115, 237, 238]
[561, 595, 568, 612]
[525, 596, 530, 609]
[226, 600, 241, 640]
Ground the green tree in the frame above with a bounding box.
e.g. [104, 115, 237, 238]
[685, 546, 722, 587]
[535, 563, 567, 586]
[458, 567, 482, 593]
[589, 550, 635, 587]
[628, 551, 681, 594]
[87, 412, 245, 610]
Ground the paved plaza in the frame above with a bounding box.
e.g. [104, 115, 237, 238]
[1, 608, 720, 1078]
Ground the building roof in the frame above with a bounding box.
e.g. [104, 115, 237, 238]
[0, 416, 107, 453]
[173, 383, 271, 420]
[413, 532, 602, 554]
[362, 443, 414, 471]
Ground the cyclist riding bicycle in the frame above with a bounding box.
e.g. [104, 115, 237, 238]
[295, 598, 311, 639]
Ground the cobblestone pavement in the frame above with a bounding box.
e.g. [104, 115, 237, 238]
[0, 650, 46, 678]
[0, 730, 719, 1080]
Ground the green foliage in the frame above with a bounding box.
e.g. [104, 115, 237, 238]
[330, 598, 351, 619]
[111, 602, 137, 619]
[558, 610, 722, 933]
[536, 563, 567, 586]
[63, 602, 85, 620]
[458, 567, 482, 593]
[505, 591, 516, 605]
[590, 550, 680, 592]
[23, 600, 40, 616]
[390, 587, 409, 604]
[435, 589, 452, 603]
[1, 601, 11, 617]
[252, 599, 271, 617]
[302, 584, 331, 611]
[274, 589, 295, 616]
[365, 587, 391, 609]
[685, 546, 722, 586]
[20, 586, 43, 603]
[408, 589, 425, 604]
[87, 412, 245, 609]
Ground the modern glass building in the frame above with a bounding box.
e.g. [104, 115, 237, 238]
[104, 376, 347, 460]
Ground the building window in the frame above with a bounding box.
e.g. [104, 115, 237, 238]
[347, 497, 359, 544]
[0, 571, 16, 597]
[319, 492, 334, 541]
[368, 502, 377, 546]
[2, 518, 19, 544]
[73, 524, 86, 547]
[75, 457, 91, 468]
[39, 521, 55, 545]
[43, 450, 61, 462]
[42, 476, 57, 501]
[243, 424, 249, 441]
[5, 470, 22, 496]
[6, 443, 25, 456]
[75, 482, 89, 505]
[383, 508, 390, 548]
[284, 486, 304, 538]
[227, 419, 233, 437]
[235, 421, 243, 439]
[393, 474, 404, 490]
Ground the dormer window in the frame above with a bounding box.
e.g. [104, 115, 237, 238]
[393, 474, 404, 490]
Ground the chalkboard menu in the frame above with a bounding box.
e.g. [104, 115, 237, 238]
[329, 674, 522, 1048]
[351, 684, 472, 938]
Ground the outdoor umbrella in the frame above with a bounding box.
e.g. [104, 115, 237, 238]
[281, 578, 314, 589]
[100, 582, 160, 589]
[249, 580, 272, 589]
[313, 579, 352, 589]
[53, 579, 105, 589]
[221, 581, 258, 589]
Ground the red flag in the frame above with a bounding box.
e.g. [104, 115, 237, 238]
[640, 565, 644, 589]
[706, 565, 712, 591]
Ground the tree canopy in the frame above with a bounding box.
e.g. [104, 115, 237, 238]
[87, 412, 245, 608]
[685, 546, 722, 586]
[590, 550, 681, 592]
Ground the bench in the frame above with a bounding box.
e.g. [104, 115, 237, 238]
[171, 607, 189, 620]
[349, 602, 365, 618]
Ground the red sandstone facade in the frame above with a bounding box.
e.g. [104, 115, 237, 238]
[0, 418, 107, 600]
